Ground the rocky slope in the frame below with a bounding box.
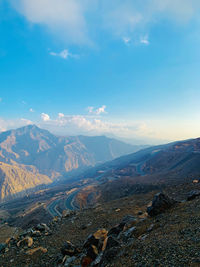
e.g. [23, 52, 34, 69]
[0, 180, 199, 266]
[0, 162, 51, 202]
[80, 137, 200, 184]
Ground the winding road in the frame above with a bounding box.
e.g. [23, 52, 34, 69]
[65, 190, 80, 210]
[46, 159, 148, 217]
[47, 199, 62, 217]
[46, 189, 81, 217]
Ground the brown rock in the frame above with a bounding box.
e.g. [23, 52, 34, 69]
[26, 247, 47, 255]
[17, 237, 33, 248]
[147, 193, 177, 216]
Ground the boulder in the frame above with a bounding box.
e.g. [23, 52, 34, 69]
[147, 193, 177, 216]
[108, 215, 137, 238]
[107, 224, 124, 237]
[82, 229, 108, 265]
[101, 247, 121, 264]
[105, 236, 120, 250]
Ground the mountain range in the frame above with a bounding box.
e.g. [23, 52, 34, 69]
[74, 137, 200, 206]
[0, 125, 143, 201]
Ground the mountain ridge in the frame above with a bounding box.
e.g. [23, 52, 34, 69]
[0, 125, 144, 201]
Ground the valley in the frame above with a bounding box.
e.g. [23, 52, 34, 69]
[0, 126, 200, 266]
[0, 125, 143, 202]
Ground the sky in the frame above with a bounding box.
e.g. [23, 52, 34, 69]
[1, 0, 200, 144]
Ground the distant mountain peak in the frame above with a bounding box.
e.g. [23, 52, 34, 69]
[16, 124, 41, 131]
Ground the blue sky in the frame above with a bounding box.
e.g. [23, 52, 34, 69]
[1, 0, 200, 144]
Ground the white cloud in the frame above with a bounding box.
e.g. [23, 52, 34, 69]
[58, 113, 64, 118]
[40, 113, 149, 139]
[29, 108, 34, 112]
[41, 113, 50, 121]
[0, 118, 33, 132]
[151, 0, 199, 21]
[122, 37, 131, 45]
[87, 105, 107, 115]
[11, 0, 89, 45]
[96, 105, 107, 115]
[10, 0, 200, 46]
[21, 118, 33, 125]
[140, 35, 149, 45]
[50, 49, 79, 60]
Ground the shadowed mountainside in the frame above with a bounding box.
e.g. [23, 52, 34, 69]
[0, 125, 144, 201]
[0, 125, 143, 180]
[74, 138, 200, 207]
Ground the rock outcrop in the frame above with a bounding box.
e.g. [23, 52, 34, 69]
[147, 193, 177, 216]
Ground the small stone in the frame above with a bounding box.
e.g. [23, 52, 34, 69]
[64, 256, 77, 266]
[31, 230, 42, 237]
[123, 227, 137, 238]
[139, 234, 148, 241]
[62, 210, 75, 218]
[147, 224, 155, 232]
[61, 241, 79, 256]
[35, 223, 50, 232]
[17, 237, 33, 248]
[26, 247, 47, 255]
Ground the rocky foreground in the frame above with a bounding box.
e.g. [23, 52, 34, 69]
[0, 182, 200, 267]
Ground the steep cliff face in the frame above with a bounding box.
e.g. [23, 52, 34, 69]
[0, 162, 51, 201]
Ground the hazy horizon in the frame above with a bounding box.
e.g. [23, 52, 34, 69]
[1, 0, 200, 143]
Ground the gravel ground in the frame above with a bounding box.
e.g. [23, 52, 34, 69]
[0, 182, 200, 267]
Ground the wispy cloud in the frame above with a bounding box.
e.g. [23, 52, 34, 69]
[0, 118, 33, 132]
[11, 0, 89, 45]
[41, 113, 50, 121]
[140, 35, 149, 45]
[87, 105, 107, 115]
[21, 118, 33, 125]
[49, 49, 79, 60]
[58, 113, 64, 118]
[122, 37, 131, 45]
[29, 108, 34, 112]
[10, 0, 200, 45]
